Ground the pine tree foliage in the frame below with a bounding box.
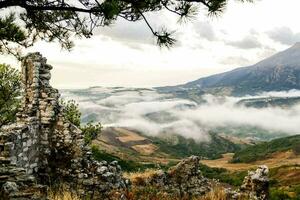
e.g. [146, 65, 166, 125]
[0, 0, 253, 56]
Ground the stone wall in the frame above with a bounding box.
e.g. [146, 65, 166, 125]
[0, 53, 128, 199]
[0, 131, 46, 200]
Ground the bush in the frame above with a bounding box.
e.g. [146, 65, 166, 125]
[81, 122, 102, 144]
[61, 99, 81, 127]
[199, 164, 247, 186]
[270, 188, 293, 200]
[0, 64, 21, 128]
[61, 99, 102, 144]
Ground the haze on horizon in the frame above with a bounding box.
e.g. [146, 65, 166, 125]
[1, 0, 300, 89]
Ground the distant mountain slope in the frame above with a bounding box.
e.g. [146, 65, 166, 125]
[231, 134, 300, 163]
[158, 43, 300, 96]
[92, 127, 247, 162]
[237, 96, 300, 108]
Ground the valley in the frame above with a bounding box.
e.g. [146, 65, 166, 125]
[59, 44, 300, 199]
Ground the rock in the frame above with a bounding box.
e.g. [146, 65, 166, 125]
[240, 165, 269, 200]
[132, 156, 211, 198]
[226, 165, 270, 200]
[97, 166, 108, 174]
[2, 182, 18, 193]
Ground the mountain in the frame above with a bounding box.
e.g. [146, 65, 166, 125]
[158, 43, 300, 96]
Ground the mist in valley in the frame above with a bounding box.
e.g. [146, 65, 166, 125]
[62, 88, 300, 141]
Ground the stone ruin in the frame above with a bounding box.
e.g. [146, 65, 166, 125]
[239, 165, 269, 200]
[0, 53, 128, 199]
[227, 165, 269, 200]
[130, 156, 212, 198]
[130, 156, 270, 200]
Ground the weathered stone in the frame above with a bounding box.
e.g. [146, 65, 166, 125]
[131, 156, 211, 198]
[240, 165, 269, 200]
[0, 52, 128, 199]
[225, 165, 270, 200]
[2, 182, 18, 193]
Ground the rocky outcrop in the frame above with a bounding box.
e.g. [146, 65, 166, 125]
[0, 53, 128, 199]
[131, 156, 211, 198]
[240, 165, 269, 200]
[226, 165, 269, 200]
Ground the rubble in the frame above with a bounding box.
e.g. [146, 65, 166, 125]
[132, 156, 212, 198]
[240, 165, 269, 200]
[226, 165, 269, 200]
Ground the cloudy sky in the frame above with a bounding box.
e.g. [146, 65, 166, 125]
[2, 0, 300, 88]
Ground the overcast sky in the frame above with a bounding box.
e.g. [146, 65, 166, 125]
[1, 0, 300, 88]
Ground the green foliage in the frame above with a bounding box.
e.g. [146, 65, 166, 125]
[91, 146, 156, 172]
[0, 14, 27, 57]
[232, 135, 300, 163]
[81, 122, 102, 144]
[270, 188, 293, 200]
[61, 100, 81, 127]
[0, 0, 253, 55]
[61, 99, 101, 143]
[0, 64, 21, 128]
[199, 164, 247, 186]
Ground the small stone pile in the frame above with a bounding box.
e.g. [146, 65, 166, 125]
[132, 156, 211, 198]
[226, 165, 269, 200]
[0, 52, 128, 199]
[240, 165, 269, 200]
[166, 156, 211, 196]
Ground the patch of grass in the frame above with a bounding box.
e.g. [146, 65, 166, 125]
[199, 164, 247, 186]
[48, 185, 81, 200]
[270, 188, 294, 200]
[199, 187, 228, 200]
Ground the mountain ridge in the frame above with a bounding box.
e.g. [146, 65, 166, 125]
[158, 43, 300, 96]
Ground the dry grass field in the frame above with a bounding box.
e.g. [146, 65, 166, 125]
[201, 151, 300, 171]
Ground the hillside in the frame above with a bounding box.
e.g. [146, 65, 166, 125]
[92, 127, 246, 164]
[237, 96, 300, 108]
[158, 43, 300, 96]
[231, 135, 300, 163]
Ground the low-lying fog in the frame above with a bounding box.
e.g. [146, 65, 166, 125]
[61, 88, 300, 141]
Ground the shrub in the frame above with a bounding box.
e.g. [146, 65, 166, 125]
[0, 64, 21, 128]
[61, 99, 102, 144]
[81, 122, 102, 144]
[61, 99, 81, 127]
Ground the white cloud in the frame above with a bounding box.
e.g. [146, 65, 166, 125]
[267, 27, 300, 45]
[2, 0, 300, 87]
[226, 35, 262, 49]
[63, 88, 300, 141]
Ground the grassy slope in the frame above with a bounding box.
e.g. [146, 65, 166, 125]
[232, 135, 300, 163]
[95, 127, 246, 162]
[200, 163, 300, 200]
[147, 133, 243, 160]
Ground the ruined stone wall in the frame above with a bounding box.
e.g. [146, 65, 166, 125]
[1, 53, 83, 179]
[0, 53, 128, 199]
